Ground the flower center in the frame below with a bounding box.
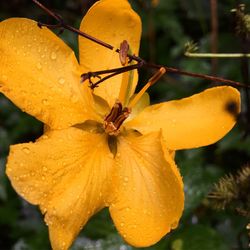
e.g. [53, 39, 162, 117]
[104, 100, 131, 136]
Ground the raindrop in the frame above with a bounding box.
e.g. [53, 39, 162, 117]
[42, 99, 48, 105]
[43, 166, 48, 172]
[120, 222, 125, 227]
[124, 176, 129, 182]
[51, 51, 57, 60]
[171, 220, 178, 229]
[22, 147, 30, 154]
[125, 207, 131, 212]
[58, 78, 65, 85]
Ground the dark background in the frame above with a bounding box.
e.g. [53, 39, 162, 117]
[0, 0, 249, 249]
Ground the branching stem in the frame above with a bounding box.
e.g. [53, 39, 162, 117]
[32, 0, 249, 89]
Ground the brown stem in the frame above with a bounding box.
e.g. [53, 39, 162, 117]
[146, 63, 248, 88]
[32, 0, 249, 90]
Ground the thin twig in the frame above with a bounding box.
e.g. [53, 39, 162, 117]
[32, 0, 249, 89]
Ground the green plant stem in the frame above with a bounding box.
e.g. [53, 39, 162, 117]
[185, 52, 250, 58]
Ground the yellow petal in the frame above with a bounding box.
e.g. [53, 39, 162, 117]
[126, 86, 241, 150]
[109, 131, 184, 247]
[79, 0, 141, 106]
[6, 128, 114, 250]
[0, 18, 96, 129]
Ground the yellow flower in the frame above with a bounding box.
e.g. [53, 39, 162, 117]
[0, 0, 240, 249]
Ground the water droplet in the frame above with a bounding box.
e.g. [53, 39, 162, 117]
[42, 175, 45, 180]
[124, 177, 129, 182]
[120, 222, 124, 227]
[43, 166, 48, 172]
[42, 99, 48, 105]
[58, 78, 65, 85]
[51, 51, 57, 60]
[171, 220, 179, 229]
[36, 62, 42, 70]
[22, 147, 30, 154]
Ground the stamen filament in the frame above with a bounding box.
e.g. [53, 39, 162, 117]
[128, 67, 166, 108]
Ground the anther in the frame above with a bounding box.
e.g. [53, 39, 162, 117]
[105, 100, 122, 123]
[119, 40, 130, 66]
[113, 108, 131, 130]
[104, 102, 130, 136]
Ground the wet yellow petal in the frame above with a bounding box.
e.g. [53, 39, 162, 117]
[109, 131, 184, 247]
[79, 0, 141, 106]
[0, 18, 96, 129]
[126, 86, 240, 150]
[6, 128, 114, 250]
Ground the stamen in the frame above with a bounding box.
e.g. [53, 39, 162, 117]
[113, 107, 131, 129]
[104, 102, 131, 136]
[104, 100, 122, 122]
[128, 67, 166, 108]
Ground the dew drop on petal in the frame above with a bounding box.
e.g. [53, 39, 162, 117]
[42, 99, 48, 105]
[22, 147, 30, 154]
[124, 176, 129, 182]
[171, 220, 179, 229]
[43, 166, 48, 172]
[50, 51, 57, 60]
[58, 78, 65, 85]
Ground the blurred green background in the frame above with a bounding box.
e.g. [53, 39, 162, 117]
[0, 0, 249, 249]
